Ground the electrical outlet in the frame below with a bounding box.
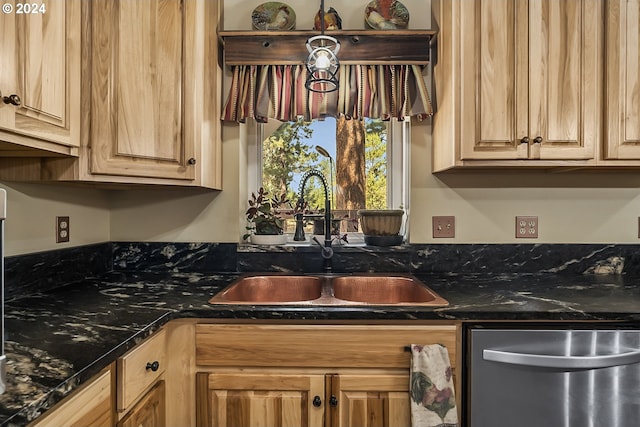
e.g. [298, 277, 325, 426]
[56, 216, 70, 243]
[516, 216, 538, 238]
[433, 216, 455, 238]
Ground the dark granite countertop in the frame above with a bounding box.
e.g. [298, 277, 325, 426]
[2, 271, 640, 426]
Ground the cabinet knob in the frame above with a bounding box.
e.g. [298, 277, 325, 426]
[330, 395, 338, 407]
[520, 136, 530, 144]
[2, 94, 21, 106]
[187, 158, 196, 165]
[312, 396, 322, 407]
[145, 361, 160, 372]
[533, 136, 543, 144]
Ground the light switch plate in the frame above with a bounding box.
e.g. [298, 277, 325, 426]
[433, 216, 455, 238]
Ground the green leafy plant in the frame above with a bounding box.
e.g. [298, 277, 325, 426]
[243, 187, 288, 240]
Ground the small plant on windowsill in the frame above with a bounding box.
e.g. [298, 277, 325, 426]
[243, 187, 289, 245]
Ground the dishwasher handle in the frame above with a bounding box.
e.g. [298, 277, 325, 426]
[483, 348, 640, 370]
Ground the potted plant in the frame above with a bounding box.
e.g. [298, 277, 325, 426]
[357, 208, 405, 246]
[243, 187, 289, 245]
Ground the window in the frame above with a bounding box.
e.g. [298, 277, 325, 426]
[247, 116, 410, 240]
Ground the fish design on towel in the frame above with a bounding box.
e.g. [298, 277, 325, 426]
[410, 344, 459, 427]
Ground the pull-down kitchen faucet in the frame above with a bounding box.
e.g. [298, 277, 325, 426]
[295, 170, 333, 272]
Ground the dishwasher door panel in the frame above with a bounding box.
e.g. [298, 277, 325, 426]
[469, 329, 640, 427]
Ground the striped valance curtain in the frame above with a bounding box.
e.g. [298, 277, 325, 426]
[222, 64, 433, 123]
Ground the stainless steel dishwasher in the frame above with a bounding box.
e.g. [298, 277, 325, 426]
[468, 327, 640, 427]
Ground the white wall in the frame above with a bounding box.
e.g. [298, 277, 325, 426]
[107, 118, 640, 245]
[109, 123, 244, 244]
[0, 182, 111, 256]
[6, 118, 640, 253]
[409, 120, 640, 243]
[223, 0, 431, 31]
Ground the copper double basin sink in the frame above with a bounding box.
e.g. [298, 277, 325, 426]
[209, 273, 448, 307]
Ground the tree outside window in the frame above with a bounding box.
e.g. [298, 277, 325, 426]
[261, 116, 389, 233]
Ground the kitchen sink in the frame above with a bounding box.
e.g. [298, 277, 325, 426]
[209, 274, 448, 307]
[331, 275, 448, 305]
[209, 275, 323, 303]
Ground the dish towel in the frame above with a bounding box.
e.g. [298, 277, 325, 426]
[410, 344, 459, 427]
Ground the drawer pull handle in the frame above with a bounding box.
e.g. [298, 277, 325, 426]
[312, 396, 322, 407]
[146, 361, 159, 372]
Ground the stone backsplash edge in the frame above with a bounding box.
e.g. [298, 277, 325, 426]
[6, 242, 640, 300]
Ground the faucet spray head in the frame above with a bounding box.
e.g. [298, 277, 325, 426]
[315, 145, 331, 159]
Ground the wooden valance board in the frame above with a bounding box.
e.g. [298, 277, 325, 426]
[219, 30, 436, 66]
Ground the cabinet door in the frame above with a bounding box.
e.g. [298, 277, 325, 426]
[605, 0, 640, 160]
[0, 0, 80, 155]
[460, 0, 529, 160]
[196, 372, 325, 427]
[118, 381, 166, 427]
[528, 0, 600, 160]
[90, 0, 195, 180]
[29, 368, 113, 427]
[459, 0, 599, 161]
[330, 374, 410, 427]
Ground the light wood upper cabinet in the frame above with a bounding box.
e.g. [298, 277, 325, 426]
[0, 0, 222, 188]
[89, 0, 218, 184]
[604, 0, 640, 160]
[434, 0, 602, 170]
[0, 0, 81, 156]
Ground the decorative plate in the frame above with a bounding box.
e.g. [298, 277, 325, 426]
[365, 0, 410, 30]
[252, 2, 296, 31]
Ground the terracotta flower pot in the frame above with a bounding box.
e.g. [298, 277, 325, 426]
[357, 209, 404, 236]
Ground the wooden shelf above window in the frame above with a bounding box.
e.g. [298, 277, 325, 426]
[218, 30, 436, 66]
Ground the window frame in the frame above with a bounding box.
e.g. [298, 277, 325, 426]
[246, 117, 411, 242]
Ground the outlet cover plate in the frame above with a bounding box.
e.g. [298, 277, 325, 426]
[433, 216, 455, 238]
[516, 216, 538, 238]
[56, 216, 70, 243]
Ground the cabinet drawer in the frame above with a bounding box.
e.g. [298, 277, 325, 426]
[196, 324, 457, 369]
[117, 329, 166, 412]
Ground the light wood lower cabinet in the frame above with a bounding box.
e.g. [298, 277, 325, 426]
[197, 372, 325, 427]
[117, 329, 167, 426]
[117, 381, 165, 427]
[195, 323, 459, 427]
[196, 372, 412, 427]
[330, 374, 410, 427]
[28, 365, 114, 427]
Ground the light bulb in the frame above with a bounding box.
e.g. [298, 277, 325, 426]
[315, 51, 331, 71]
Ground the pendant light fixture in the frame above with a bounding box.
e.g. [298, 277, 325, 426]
[305, 0, 340, 93]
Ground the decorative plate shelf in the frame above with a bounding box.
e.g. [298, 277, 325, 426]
[218, 30, 436, 66]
